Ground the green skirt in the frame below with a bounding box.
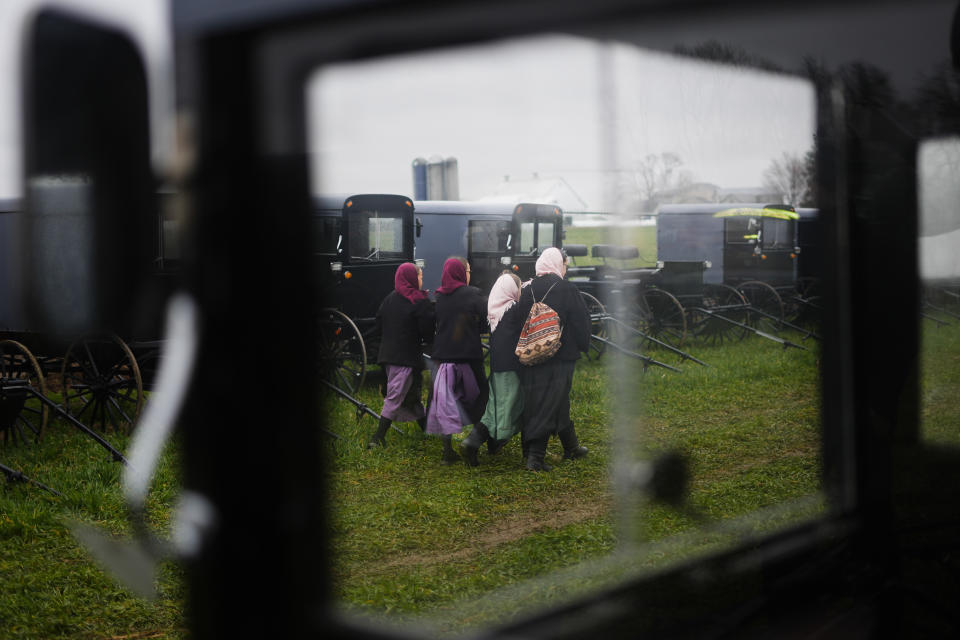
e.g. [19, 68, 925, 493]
[480, 371, 523, 441]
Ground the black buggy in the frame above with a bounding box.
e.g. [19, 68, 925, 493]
[314, 193, 417, 395]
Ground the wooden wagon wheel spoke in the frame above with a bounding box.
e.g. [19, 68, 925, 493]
[635, 288, 687, 348]
[693, 284, 750, 346]
[738, 280, 785, 335]
[107, 394, 136, 425]
[0, 340, 49, 446]
[60, 334, 144, 434]
[318, 308, 367, 395]
[579, 291, 609, 360]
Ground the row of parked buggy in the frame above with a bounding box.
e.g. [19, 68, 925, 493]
[1, 190, 824, 484]
[316, 196, 825, 399]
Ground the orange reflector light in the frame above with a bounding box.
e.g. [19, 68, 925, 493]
[344, 271, 352, 279]
[790, 253, 797, 259]
[760, 254, 767, 260]
[346, 200, 353, 207]
[335, 327, 341, 336]
[512, 265, 519, 271]
[405, 200, 412, 207]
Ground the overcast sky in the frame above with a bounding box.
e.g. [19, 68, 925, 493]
[1, 0, 816, 211]
[309, 35, 816, 210]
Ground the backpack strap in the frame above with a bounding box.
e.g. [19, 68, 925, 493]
[539, 281, 560, 304]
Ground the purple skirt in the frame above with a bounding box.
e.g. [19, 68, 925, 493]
[426, 362, 480, 435]
[381, 365, 425, 423]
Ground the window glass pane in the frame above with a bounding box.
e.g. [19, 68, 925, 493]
[538, 221, 556, 249]
[348, 210, 404, 260]
[308, 30, 820, 634]
[725, 217, 755, 245]
[763, 219, 793, 249]
[518, 221, 536, 254]
[469, 220, 509, 253]
[313, 216, 341, 255]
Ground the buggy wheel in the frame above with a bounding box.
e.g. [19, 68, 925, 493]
[692, 284, 750, 346]
[738, 280, 785, 334]
[580, 291, 609, 360]
[0, 340, 48, 446]
[318, 308, 367, 394]
[60, 335, 144, 434]
[635, 288, 687, 347]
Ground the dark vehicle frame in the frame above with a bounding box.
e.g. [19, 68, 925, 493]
[16, 0, 960, 638]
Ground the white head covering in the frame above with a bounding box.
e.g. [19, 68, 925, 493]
[487, 273, 521, 332]
[535, 247, 565, 278]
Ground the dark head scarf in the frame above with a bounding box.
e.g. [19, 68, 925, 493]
[395, 262, 427, 304]
[436, 258, 468, 295]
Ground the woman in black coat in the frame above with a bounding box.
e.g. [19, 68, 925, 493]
[425, 257, 489, 464]
[368, 262, 435, 448]
[515, 247, 591, 471]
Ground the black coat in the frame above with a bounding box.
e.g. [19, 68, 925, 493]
[513, 274, 590, 362]
[375, 291, 435, 367]
[488, 303, 522, 372]
[431, 285, 488, 362]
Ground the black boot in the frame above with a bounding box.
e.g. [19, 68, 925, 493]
[487, 438, 509, 456]
[525, 439, 552, 472]
[559, 421, 588, 460]
[460, 423, 489, 467]
[368, 416, 391, 449]
[441, 435, 461, 465]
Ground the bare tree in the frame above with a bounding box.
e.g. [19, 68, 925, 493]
[762, 151, 811, 206]
[631, 152, 692, 203]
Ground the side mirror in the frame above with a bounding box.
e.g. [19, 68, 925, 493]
[22, 10, 155, 336]
[415, 217, 423, 238]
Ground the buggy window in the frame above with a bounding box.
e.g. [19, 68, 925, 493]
[313, 216, 341, 255]
[469, 220, 510, 254]
[517, 219, 557, 255]
[762, 218, 793, 250]
[348, 210, 404, 260]
[725, 217, 758, 245]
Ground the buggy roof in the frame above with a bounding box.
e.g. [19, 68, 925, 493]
[311, 193, 413, 212]
[413, 200, 562, 217]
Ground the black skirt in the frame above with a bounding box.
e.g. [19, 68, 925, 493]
[519, 359, 575, 442]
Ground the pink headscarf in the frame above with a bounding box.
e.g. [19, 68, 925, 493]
[535, 247, 566, 278]
[487, 273, 521, 332]
[394, 262, 427, 304]
[436, 258, 468, 295]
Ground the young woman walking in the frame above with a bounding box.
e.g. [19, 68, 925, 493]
[368, 262, 435, 448]
[515, 247, 591, 471]
[425, 257, 489, 464]
[460, 271, 524, 466]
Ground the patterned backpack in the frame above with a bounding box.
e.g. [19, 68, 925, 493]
[515, 281, 563, 365]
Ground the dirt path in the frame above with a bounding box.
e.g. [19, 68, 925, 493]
[357, 493, 613, 577]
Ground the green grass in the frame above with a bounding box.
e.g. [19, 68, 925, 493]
[325, 328, 825, 633]
[7, 314, 960, 638]
[0, 425, 185, 639]
[921, 316, 960, 446]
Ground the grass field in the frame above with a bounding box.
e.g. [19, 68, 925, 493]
[4, 312, 960, 638]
